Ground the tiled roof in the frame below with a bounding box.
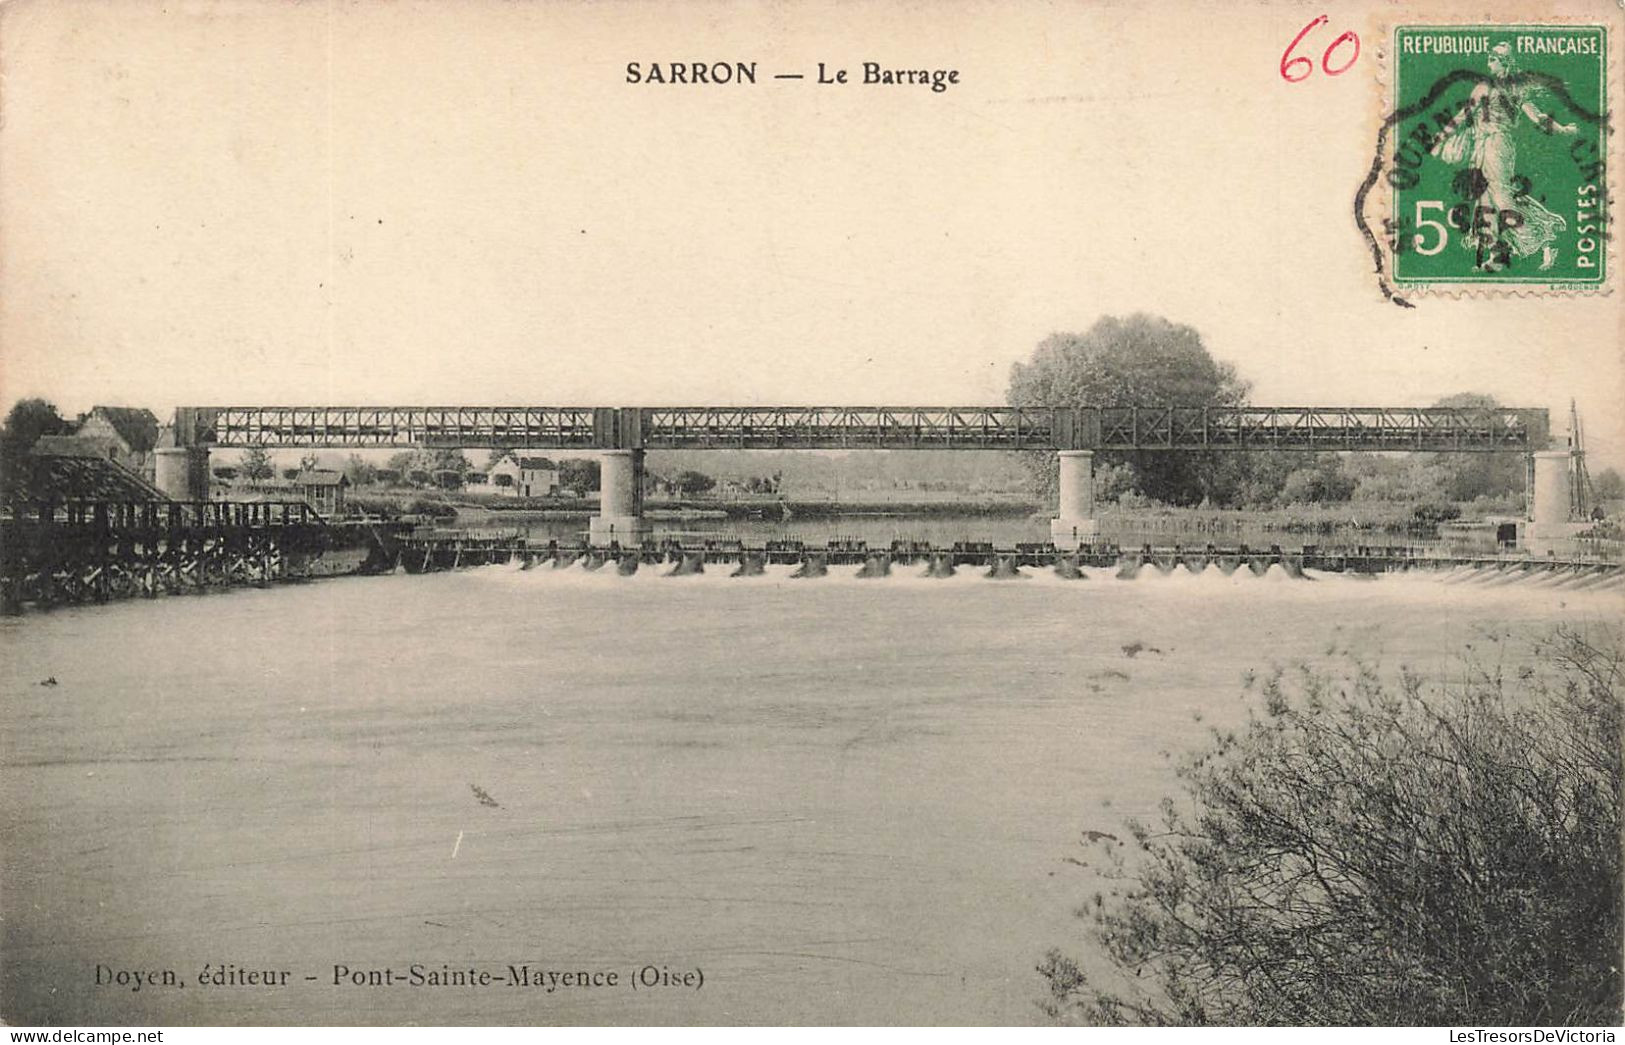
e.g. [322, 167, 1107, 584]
[84, 407, 160, 452]
[296, 470, 348, 487]
[5, 453, 167, 503]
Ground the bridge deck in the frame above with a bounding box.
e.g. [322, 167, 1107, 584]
[178, 405, 1548, 452]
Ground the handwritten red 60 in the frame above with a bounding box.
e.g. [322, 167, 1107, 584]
[1281, 15, 1361, 83]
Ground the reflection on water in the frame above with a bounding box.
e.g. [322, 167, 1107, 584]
[1, 565, 1616, 1025]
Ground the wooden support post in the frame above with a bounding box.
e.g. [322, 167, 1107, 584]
[92, 503, 110, 603]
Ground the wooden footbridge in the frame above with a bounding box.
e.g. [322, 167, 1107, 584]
[0, 500, 402, 613]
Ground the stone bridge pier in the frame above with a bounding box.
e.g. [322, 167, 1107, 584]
[590, 449, 649, 545]
[1525, 448, 1581, 553]
[1049, 450, 1099, 551]
[154, 447, 210, 501]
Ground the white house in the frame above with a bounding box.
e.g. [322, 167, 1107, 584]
[488, 453, 559, 497]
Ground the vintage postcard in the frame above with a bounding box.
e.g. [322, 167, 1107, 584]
[1, 0, 1622, 1033]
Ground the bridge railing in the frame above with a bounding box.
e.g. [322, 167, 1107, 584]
[638, 406, 1066, 449]
[1093, 407, 1545, 451]
[191, 406, 601, 448]
[4, 501, 321, 530]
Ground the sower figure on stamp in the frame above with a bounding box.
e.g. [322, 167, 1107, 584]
[1430, 41, 1578, 271]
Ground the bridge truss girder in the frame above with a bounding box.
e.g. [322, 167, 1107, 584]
[177, 405, 1548, 453]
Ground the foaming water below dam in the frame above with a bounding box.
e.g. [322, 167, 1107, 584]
[1, 565, 1618, 1025]
[469, 554, 1625, 592]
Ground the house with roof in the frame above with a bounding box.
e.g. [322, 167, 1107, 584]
[52, 407, 161, 481]
[293, 469, 349, 517]
[15, 439, 169, 503]
[487, 453, 559, 497]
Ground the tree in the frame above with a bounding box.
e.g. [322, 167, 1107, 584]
[343, 454, 378, 486]
[381, 449, 467, 487]
[2, 398, 72, 451]
[1277, 456, 1355, 505]
[240, 447, 275, 481]
[427, 448, 468, 476]
[558, 458, 600, 495]
[1, 398, 74, 496]
[1040, 628, 1622, 1026]
[1007, 315, 1251, 506]
[1427, 393, 1532, 502]
[1089, 461, 1136, 504]
[281, 467, 302, 481]
[1594, 467, 1624, 502]
[1350, 456, 1455, 503]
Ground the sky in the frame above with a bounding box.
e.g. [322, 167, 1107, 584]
[2, 0, 1621, 466]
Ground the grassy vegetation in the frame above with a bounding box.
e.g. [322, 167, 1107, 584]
[348, 490, 461, 520]
[1040, 626, 1623, 1025]
[1092, 502, 1467, 540]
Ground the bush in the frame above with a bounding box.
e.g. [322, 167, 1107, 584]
[1279, 462, 1356, 505]
[347, 494, 458, 521]
[1040, 628, 1623, 1026]
[1412, 501, 1462, 524]
[674, 470, 716, 496]
[1113, 490, 1163, 511]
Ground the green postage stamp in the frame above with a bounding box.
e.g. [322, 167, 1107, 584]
[1384, 24, 1608, 290]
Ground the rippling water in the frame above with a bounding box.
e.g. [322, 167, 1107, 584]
[1, 565, 1618, 1025]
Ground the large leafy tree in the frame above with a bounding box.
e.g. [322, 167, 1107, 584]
[1, 398, 74, 498]
[1007, 315, 1250, 506]
[2, 398, 72, 451]
[1, 398, 71, 442]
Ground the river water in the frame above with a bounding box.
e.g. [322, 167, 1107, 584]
[1, 564, 1618, 1025]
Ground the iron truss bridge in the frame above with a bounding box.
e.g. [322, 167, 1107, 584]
[175, 405, 1549, 453]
